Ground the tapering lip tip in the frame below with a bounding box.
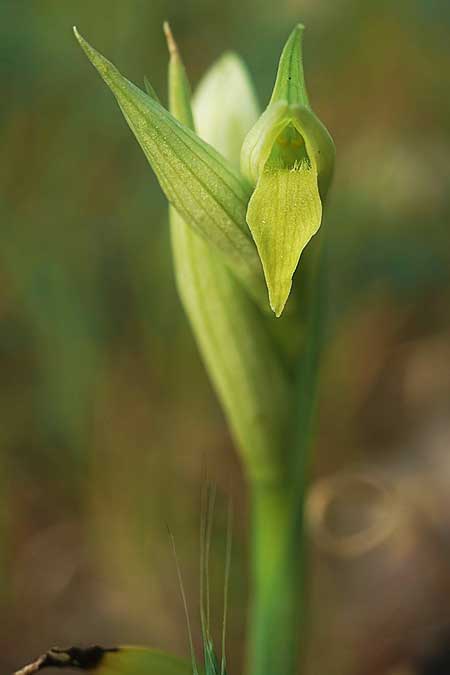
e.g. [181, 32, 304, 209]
[270, 300, 287, 318]
[268, 285, 291, 317]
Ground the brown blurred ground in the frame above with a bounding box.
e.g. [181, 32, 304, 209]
[1, 1, 450, 674]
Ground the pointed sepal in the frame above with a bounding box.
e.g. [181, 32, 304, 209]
[269, 24, 309, 108]
[193, 52, 260, 167]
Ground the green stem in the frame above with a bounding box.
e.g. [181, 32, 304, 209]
[247, 239, 327, 675]
[247, 480, 300, 675]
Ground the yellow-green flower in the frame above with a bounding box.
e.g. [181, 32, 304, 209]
[241, 25, 335, 316]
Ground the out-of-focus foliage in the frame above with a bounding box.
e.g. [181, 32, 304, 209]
[1, 1, 449, 674]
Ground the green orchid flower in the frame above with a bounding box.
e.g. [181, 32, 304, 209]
[241, 24, 335, 316]
[73, 24, 333, 318]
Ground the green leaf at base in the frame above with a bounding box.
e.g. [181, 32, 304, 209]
[14, 646, 192, 675]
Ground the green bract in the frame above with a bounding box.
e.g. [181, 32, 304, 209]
[241, 24, 335, 316]
[73, 28, 267, 308]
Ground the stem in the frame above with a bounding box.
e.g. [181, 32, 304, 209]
[247, 481, 301, 675]
[247, 239, 327, 675]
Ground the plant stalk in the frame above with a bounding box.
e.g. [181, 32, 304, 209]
[247, 480, 302, 675]
[247, 239, 327, 675]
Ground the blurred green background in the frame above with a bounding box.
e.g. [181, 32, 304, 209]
[1, 1, 450, 674]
